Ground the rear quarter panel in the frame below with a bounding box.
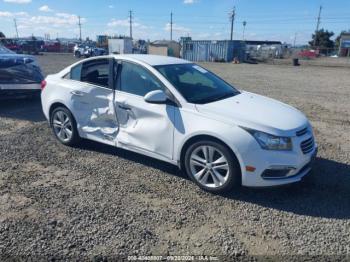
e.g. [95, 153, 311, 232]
[41, 75, 75, 121]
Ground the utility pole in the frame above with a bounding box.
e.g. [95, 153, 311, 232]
[14, 18, 19, 38]
[78, 16, 82, 42]
[230, 7, 235, 41]
[129, 10, 133, 39]
[242, 21, 247, 40]
[313, 5, 322, 47]
[170, 12, 173, 41]
[293, 32, 297, 47]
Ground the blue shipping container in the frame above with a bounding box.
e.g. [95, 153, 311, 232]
[182, 40, 246, 62]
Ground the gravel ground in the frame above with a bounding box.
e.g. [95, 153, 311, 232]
[0, 53, 349, 260]
[267, 57, 350, 68]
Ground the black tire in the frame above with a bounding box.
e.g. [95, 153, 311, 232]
[50, 106, 80, 146]
[75, 51, 81, 58]
[184, 140, 241, 193]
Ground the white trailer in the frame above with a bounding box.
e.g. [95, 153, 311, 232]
[108, 39, 133, 54]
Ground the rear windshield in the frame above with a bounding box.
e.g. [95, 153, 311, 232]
[0, 56, 43, 84]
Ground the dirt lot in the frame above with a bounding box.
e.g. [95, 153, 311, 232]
[269, 57, 350, 68]
[0, 53, 349, 260]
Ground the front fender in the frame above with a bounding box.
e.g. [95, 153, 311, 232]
[173, 108, 255, 175]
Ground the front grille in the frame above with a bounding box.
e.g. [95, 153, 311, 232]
[296, 127, 308, 136]
[300, 137, 314, 154]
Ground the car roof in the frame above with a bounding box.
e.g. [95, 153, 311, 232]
[112, 54, 191, 66]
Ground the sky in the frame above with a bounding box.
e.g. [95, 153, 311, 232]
[0, 0, 350, 44]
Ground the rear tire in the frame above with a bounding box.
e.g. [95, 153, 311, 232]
[50, 107, 80, 146]
[184, 140, 241, 193]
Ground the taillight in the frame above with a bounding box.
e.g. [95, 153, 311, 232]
[41, 80, 47, 90]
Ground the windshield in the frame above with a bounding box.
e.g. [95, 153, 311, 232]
[155, 63, 240, 104]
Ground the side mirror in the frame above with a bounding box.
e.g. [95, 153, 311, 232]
[144, 90, 168, 104]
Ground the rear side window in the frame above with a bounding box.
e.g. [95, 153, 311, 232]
[70, 64, 82, 81]
[80, 59, 110, 88]
[118, 61, 164, 96]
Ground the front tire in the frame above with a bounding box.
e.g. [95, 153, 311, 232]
[50, 107, 80, 146]
[184, 140, 241, 193]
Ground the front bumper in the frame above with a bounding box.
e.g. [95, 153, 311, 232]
[262, 147, 317, 180]
[239, 131, 318, 187]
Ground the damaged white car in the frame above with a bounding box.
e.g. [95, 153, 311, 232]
[41, 55, 317, 193]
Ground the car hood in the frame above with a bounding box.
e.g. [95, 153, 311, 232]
[195, 91, 308, 136]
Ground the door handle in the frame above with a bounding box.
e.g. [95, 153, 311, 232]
[118, 104, 131, 110]
[70, 90, 85, 96]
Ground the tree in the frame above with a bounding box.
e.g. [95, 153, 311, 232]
[309, 29, 335, 54]
[0, 32, 5, 38]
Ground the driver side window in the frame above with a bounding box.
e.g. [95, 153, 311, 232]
[118, 61, 164, 96]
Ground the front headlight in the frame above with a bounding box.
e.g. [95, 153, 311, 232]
[244, 128, 292, 151]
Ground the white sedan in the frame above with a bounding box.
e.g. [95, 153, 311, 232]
[41, 55, 317, 193]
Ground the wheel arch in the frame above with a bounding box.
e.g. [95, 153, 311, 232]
[179, 134, 243, 178]
[49, 102, 75, 126]
[49, 102, 81, 145]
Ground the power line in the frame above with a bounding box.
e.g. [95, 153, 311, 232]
[75, 16, 346, 32]
[13, 18, 19, 38]
[78, 16, 82, 41]
[170, 12, 173, 41]
[129, 10, 133, 39]
[7, 7, 348, 42]
[313, 5, 322, 47]
[81, 15, 349, 24]
[81, 12, 350, 20]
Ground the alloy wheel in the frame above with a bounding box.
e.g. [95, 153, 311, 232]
[189, 145, 230, 188]
[52, 110, 73, 142]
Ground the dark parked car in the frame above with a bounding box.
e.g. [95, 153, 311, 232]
[18, 40, 43, 55]
[42, 41, 61, 52]
[0, 45, 44, 99]
[0, 38, 20, 53]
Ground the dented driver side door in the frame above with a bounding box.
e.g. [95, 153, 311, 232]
[114, 60, 175, 160]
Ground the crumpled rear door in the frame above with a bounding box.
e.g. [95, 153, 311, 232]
[70, 58, 119, 144]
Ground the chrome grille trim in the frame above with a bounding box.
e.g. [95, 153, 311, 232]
[296, 127, 308, 136]
[300, 137, 314, 154]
